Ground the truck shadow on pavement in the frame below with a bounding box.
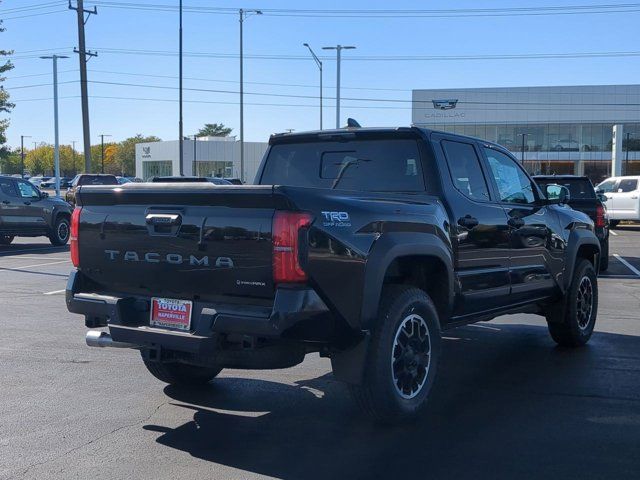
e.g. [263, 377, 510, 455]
[145, 323, 640, 480]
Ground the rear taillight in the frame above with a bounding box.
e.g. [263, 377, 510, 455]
[596, 204, 606, 228]
[272, 211, 312, 284]
[70, 207, 81, 267]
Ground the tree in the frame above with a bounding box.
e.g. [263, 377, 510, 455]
[0, 10, 15, 166]
[197, 123, 232, 137]
[114, 134, 161, 176]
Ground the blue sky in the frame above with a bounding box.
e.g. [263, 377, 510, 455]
[2, 0, 640, 149]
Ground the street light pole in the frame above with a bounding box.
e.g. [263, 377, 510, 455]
[99, 134, 111, 173]
[239, 8, 263, 183]
[322, 45, 356, 128]
[517, 132, 529, 165]
[192, 134, 198, 176]
[178, 0, 184, 176]
[20, 135, 31, 178]
[303, 43, 323, 130]
[40, 54, 68, 197]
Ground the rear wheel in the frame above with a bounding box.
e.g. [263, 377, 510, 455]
[0, 235, 14, 245]
[545, 259, 598, 347]
[350, 285, 441, 423]
[48, 216, 70, 246]
[142, 356, 222, 386]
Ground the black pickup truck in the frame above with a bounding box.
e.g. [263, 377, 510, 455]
[66, 127, 601, 422]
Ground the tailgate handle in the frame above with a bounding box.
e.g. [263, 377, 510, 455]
[146, 213, 181, 226]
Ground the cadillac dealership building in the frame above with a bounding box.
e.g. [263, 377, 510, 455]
[412, 85, 640, 182]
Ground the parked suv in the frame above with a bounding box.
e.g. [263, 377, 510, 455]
[0, 175, 72, 246]
[67, 127, 601, 422]
[595, 176, 640, 227]
[534, 175, 609, 270]
[65, 174, 119, 207]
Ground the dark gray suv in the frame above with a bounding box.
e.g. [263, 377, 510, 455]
[0, 176, 72, 246]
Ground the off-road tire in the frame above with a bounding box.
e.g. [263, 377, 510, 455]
[0, 235, 14, 245]
[350, 285, 441, 423]
[48, 216, 70, 246]
[546, 259, 598, 347]
[142, 357, 222, 386]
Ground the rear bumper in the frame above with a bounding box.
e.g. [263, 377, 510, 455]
[66, 269, 334, 355]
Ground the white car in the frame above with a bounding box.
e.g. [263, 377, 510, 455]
[595, 176, 640, 227]
[29, 176, 51, 188]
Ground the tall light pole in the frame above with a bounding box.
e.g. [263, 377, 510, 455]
[178, 0, 184, 176]
[192, 134, 198, 176]
[303, 43, 323, 130]
[322, 45, 356, 129]
[239, 8, 262, 183]
[41, 54, 68, 197]
[70, 141, 77, 175]
[20, 135, 31, 178]
[99, 134, 111, 173]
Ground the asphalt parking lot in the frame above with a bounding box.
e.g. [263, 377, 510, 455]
[1, 230, 639, 480]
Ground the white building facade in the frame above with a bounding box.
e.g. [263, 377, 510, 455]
[412, 84, 640, 182]
[135, 136, 268, 182]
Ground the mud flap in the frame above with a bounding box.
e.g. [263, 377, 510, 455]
[330, 333, 370, 385]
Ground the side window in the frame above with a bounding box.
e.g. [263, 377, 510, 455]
[16, 181, 40, 199]
[441, 140, 490, 201]
[596, 180, 617, 193]
[484, 148, 536, 204]
[618, 179, 638, 193]
[0, 178, 18, 198]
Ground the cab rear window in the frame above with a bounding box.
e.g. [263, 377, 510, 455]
[78, 175, 118, 186]
[536, 179, 595, 200]
[260, 139, 424, 192]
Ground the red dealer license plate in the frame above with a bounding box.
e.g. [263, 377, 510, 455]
[150, 297, 193, 331]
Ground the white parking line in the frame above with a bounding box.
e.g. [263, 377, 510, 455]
[0, 260, 69, 271]
[610, 230, 618, 236]
[613, 254, 640, 278]
[43, 289, 66, 295]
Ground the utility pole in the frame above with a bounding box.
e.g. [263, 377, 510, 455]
[517, 132, 529, 168]
[192, 134, 197, 176]
[41, 55, 68, 197]
[71, 141, 77, 175]
[20, 135, 31, 178]
[70, 0, 97, 174]
[322, 45, 356, 128]
[239, 8, 262, 183]
[303, 43, 323, 130]
[99, 134, 111, 173]
[178, 0, 183, 176]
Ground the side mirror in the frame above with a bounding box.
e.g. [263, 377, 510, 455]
[40, 191, 49, 199]
[597, 193, 608, 203]
[545, 184, 570, 205]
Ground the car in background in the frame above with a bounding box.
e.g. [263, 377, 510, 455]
[224, 178, 243, 185]
[534, 174, 609, 270]
[40, 177, 73, 189]
[595, 176, 640, 228]
[65, 174, 119, 207]
[29, 176, 52, 188]
[0, 175, 72, 246]
[206, 177, 232, 185]
[116, 176, 131, 185]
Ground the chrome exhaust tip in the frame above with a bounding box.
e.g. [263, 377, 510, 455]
[86, 330, 140, 349]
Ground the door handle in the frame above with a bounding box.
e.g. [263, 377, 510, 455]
[1, 200, 9, 205]
[631, 196, 638, 199]
[457, 215, 479, 229]
[508, 217, 525, 228]
[23, 201, 31, 205]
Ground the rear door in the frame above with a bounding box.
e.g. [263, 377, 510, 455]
[14, 179, 48, 231]
[596, 178, 619, 217]
[482, 147, 564, 300]
[0, 177, 21, 231]
[435, 136, 511, 315]
[613, 178, 640, 220]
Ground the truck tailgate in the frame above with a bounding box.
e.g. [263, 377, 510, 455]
[76, 184, 293, 301]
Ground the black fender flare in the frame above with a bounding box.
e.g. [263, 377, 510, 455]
[360, 231, 454, 330]
[564, 229, 601, 290]
[52, 207, 71, 229]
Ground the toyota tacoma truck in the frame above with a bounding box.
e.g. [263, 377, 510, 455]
[66, 127, 601, 422]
